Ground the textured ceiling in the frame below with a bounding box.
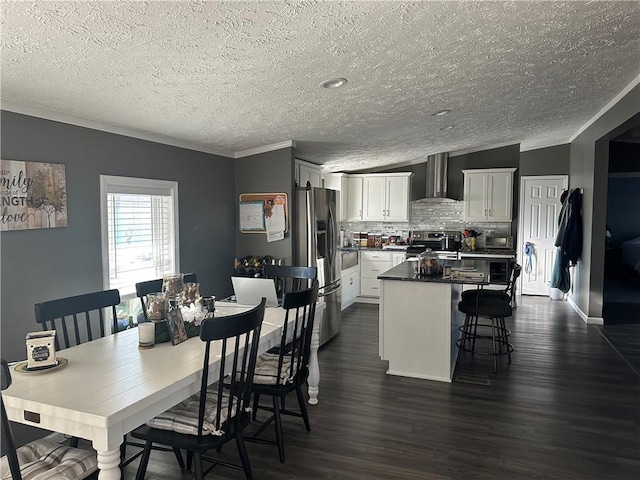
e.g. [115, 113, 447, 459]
[1, 1, 639, 172]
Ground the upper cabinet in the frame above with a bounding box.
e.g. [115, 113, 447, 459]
[345, 176, 364, 221]
[321, 171, 412, 223]
[462, 168, 516, 222]
[362, 173, 412, 222]
[322, 172, 349, 221]
[295, 159, 322, 188]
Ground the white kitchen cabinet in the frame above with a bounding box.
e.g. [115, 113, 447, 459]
[341, 263, 360, 310]
[462, 168, 516, 222]
[359, 250, 392, 298]
[345, 175, 364, 221]
[322, 172, 349, 221]
[390, 252, 406, 267]
[295, 159, 322, 188]
[362, 173, 412, 222]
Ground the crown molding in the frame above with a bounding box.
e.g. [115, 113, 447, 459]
[1, 100, 233, 157]
[234, 140, 296, 158]
[569, 74, 640, 143]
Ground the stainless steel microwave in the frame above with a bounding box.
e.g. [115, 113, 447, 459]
[485, 236, 513, 250]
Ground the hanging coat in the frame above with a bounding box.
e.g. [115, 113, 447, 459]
[562, 189, 583, 265]
[550, 248, 570, 293]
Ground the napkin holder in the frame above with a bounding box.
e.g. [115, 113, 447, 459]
[25, 330, 57, 369]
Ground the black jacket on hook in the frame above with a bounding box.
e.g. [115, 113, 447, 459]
[556, 189, 583, 266]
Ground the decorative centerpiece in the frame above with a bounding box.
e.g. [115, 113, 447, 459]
[162, 273, 184, 299]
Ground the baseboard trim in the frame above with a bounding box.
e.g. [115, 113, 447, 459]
[567, 296, 604, 325]
[355, 297, 379, 305]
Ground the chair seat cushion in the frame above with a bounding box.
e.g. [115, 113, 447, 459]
[253, 352, 297, 385]
[458, 298, 513, 318]
[1, 438, 97, 480]
[145, 389, 235, 436]
[461, 289, 511, 303]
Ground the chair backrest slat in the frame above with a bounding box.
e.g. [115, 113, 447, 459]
[34, 289, 121, 349]
[262, 265, 317, 298]
[196, 298, 265, 442]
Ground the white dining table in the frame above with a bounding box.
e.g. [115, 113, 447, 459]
[3, 302, 323, 480]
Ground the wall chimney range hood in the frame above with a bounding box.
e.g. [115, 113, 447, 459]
[416, 152, 457, 202]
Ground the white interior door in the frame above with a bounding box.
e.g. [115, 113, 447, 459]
[518, 175, 568, 296]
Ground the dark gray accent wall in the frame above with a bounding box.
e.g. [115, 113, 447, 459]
[569, 85, 640, 319]
[519, 144, 570, 176]
[0, 111, 237, 365]
[234, 147, 295, 264]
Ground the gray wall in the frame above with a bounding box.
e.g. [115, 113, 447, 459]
[569, 84, 640, 319]
[234, 147, 295, 264]
[519, 144, 570, 176]
[0, 111, 237, 364]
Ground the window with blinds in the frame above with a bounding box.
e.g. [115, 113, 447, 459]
[100, 176, 179, 298]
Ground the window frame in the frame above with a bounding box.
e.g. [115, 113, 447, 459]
[100, 175, 180, 300]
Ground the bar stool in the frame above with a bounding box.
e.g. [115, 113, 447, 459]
[456, 296, 514, 373]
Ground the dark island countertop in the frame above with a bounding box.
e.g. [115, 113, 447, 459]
[377, 259, 502, 285]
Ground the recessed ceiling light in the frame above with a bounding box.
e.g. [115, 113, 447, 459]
[432, 109, 451, 116]
[321, 78, 348, 89]
[439, 125, 455, 130]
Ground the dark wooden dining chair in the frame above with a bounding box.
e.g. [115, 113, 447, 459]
[246, 281, 319, 463]
[135, 273, 198, 321]
[262, 265, 317, 299]
[1, 358, 99, 480]
[34, 289, 121, 350]
[130, 298, 266, 480]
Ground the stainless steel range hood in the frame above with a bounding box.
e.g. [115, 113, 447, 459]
[416, 152, 457, 202]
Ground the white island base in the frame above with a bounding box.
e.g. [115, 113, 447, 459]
[379, 279, 465, 382]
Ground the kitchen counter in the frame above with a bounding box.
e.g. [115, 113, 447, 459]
[377, 260, 495, 383]
[377, 260, 489, 284]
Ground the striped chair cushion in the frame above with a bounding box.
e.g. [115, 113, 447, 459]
[253, 352, 297, 385]
[146, 389, 235, 436]
[0, 438, 97, 480]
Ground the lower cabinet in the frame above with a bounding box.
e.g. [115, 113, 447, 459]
[359, 251, 392, 298]
[341, 264, 360, 310]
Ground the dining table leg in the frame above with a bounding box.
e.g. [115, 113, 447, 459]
[307, 313, 320, 405]
[96, 449, 121, 480]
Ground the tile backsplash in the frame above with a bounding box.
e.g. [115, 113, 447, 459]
[342, 200, 511, 244]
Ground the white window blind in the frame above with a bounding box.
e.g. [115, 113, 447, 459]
[101, 176, 179, 298]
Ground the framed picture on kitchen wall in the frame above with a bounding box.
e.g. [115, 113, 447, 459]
[1, 159, 68, 231]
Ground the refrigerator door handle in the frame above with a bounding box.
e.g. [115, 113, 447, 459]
[327, 202, 336, 267]
[319, 281, 341, 297]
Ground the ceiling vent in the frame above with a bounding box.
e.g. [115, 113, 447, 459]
[416, 152, 457, 202]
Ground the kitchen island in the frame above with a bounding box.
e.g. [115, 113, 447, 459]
[377, 260, 493, 382]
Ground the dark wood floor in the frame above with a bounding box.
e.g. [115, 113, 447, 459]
[119, 297, 640, 480]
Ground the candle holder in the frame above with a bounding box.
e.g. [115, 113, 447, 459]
[162, 273, 184, 300]
[145, 292, 167, 321]
[182, 282, 200, 306]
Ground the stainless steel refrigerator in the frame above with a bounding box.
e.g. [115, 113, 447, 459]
[295, 187, 342, 346]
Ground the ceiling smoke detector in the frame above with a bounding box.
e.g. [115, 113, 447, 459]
[321, 78, 348, 89]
